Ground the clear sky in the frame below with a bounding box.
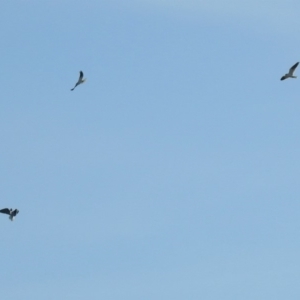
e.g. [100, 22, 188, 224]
[1, 1, 300, 299]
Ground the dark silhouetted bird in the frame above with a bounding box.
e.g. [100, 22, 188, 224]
[71, 71, 86, 91]
[0, 208, 19, 221]
[281, 62, 299, 80]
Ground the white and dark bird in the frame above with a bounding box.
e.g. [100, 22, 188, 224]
[281, 62, 299, 80]
[71, 71, 86, 91]
[0, 208, 19, 221]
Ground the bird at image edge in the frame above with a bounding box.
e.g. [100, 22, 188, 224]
[0, 208, 19, 221]
[281, 62, 299, 80]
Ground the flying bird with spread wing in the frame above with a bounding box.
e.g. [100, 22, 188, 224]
[0, 208, 19, 221]
[281, 62, 299, 80]
[71, 71, 86, 91]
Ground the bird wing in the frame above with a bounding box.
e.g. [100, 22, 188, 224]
[0, 208, 10, 215]
[288, 62, 299, 75]
[12, 209, 19, 216]
[79, 71, 84, 81]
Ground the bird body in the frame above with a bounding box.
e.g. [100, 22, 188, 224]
[281, 62, 299, 80]
[71, 71, 86, 91]
[0, 208, 19, 221]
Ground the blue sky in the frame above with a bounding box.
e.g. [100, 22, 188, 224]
[1, 1, 300, 299]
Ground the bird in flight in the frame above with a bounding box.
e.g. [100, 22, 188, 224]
[0, 208, 19, 221]
[281, 62, 299, 80]
[71, 71, 86, 91]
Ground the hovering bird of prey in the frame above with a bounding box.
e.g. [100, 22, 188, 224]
[71, 71, 86, 91]
[0, 208, 19, 221]
[281, 62, 299, 80]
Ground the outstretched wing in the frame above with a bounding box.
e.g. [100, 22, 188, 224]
[288, 62, 299, 75]
[0, 208, 10, 215]
[79, 71, 84, 80]
[71, 83, 78, 91]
